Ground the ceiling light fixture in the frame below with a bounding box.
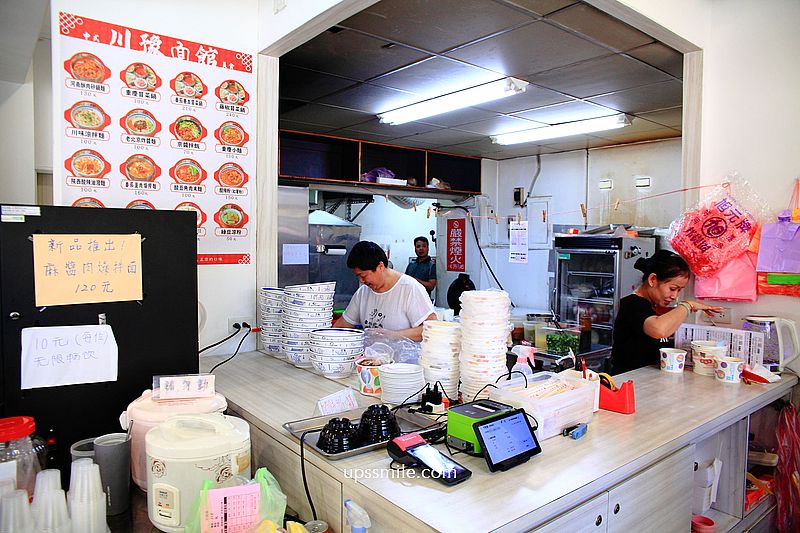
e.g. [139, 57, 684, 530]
[491, 114, 632, 145]
[377, 77, 528, 125]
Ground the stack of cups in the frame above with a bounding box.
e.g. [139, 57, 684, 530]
[31, 488, 72, 533]
[458, 290, 512, 401]
[258, 287, 284, 355]
[0, 489, 34, 533]
[420, 321, 461, 400]
[67, 459, 108, 533]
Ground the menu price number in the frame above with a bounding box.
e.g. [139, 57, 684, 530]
[197, 228, 207, 237]
[79, 140, 97, 146]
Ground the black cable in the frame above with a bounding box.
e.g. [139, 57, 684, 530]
[208, 325, 251, 373]
[524, 411, 539, 432]
[390, 384, 429, 413]
[434, 380, 454, 404]
[299, 429, 320, 521]
[199, 323, 241, 354]
[433, 203, 515, 307]
[471, 383, 498, 402]
[495, 370, 528, 387]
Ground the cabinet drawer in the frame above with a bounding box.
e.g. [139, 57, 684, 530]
[532, 493, 609, 532]
[607, 446, 695, 533]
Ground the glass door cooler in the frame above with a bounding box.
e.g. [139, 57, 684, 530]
[553, 235, 656, 349]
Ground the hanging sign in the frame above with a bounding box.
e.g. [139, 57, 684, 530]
[446, 218, 466, 272]
[54, 11, 255, 265]
[509, 220, 528, 264]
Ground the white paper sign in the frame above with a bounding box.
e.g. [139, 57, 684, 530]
[282, 243, 309, 265]
[316, 389, 358, 416]
[156, 374, 215, 399]
[21, 325, 118, 389]
[509, 220, 528, 263]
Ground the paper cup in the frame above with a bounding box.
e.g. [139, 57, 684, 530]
[715, 357, 744, 383]
[694, 345, 728, 376]
[659, 348, 687, 373]
[355, 357, 387, 396]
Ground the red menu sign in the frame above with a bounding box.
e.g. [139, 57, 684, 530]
[446, 218, 466, 272]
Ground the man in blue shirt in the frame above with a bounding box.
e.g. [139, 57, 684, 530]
[404, 236, 436, 297]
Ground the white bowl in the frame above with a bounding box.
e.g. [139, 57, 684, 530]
[310, 358, 355, 377]
[286, 351, 312, 367]
[309, 345, 363, 357]
[282, 308, 333, 320]
[284, 282, 336, 293]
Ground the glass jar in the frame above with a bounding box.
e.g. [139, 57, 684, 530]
[0, 416, 44, 497]
[542, 326, 581, 356]
[526, 313, 552, 348]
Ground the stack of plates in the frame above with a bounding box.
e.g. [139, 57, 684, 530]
[258, 287, 284, 355]
[459, 290, 511, 401]
[280, 282, 336, 368]
[379, 363, 426, 405]
[420, 320, 460, 400]
[308, 328, 365, 378]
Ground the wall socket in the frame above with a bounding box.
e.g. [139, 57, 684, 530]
[699, 307, 732, 324]
[228, 316, 255, 333]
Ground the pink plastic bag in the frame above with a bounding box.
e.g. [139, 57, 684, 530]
[776, 403, 800, 532]
[694, 251, 757, 302]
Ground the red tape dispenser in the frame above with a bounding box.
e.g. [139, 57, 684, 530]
[597, 373, 636, 414]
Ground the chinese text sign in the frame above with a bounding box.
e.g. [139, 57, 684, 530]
[446, 218, 466, 272]
[33, 234, 142, 306]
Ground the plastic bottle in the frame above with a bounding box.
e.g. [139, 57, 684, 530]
[510, 345, 536, 376]
[344, 499, 371, 533]
[579, 313, 592, 354]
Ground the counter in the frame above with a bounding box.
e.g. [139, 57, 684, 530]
[204, 351, 796, 532]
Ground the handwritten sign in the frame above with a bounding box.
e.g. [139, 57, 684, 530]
[21, 325, 118, 390]
[316, 389, 358, 416]
[32, 234, 143, 306]
[155, 374, 215, 400]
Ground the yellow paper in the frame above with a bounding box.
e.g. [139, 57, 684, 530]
[33, 234, 143, 306]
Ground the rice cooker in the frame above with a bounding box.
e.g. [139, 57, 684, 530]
[120, 389, 228, 491]
[146, 413, 251, 533]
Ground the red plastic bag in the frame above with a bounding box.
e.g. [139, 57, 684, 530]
[694, 251, 757, 302]
[757, 273, 800, 297]
[776, 403, 800, 532]
[669, 192, 758, 277]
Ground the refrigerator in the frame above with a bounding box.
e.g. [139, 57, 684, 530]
[553, 235, 656, 347]
[0, 205, 199, 475]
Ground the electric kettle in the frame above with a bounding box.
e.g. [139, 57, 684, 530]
[742, 315, 800, 371]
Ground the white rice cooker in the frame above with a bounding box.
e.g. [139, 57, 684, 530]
[120, 389, 228, 491]
[146, 413, 251, 533]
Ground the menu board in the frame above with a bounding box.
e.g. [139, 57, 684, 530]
[54, 12, 255, 265]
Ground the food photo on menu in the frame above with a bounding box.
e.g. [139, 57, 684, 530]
[172, 115, 206, 142]
[172, 71, 206, 98]
[217, 80, 248, 105]
[215, 163, 247, 188]
[121, 61, 160, 90]
[171, 159, 207, 185]
[121, 108, 160, 136]
[65, 52, 110, 83]
[66, 149, 110, 179]
[121, 154, 160, 182]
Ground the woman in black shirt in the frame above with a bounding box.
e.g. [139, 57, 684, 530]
[611, 250, 722, 374]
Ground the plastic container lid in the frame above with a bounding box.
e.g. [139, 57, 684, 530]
[121, 389, 227, 426]
[0, 416, 35, 442]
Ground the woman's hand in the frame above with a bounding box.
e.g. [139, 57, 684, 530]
[683, 300, 724, 315]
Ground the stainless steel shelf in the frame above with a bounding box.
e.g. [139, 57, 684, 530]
[567, 271, 614, 277]
[567, 296, 614, 305]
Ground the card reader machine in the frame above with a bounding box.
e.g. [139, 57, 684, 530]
[387, 433, 472, 486]
[446, 399, 514, 454]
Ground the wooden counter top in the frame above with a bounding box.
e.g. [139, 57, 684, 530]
[204, 352, 796, 532]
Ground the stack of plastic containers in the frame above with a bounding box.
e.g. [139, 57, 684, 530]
[280, 282, 336, 368]
[67, 459, 109, 533]
[258, 287, 284, 355]
[459, 290, 511, 401]
[420, 320, 461, 400]
[1, 489, 35, 533]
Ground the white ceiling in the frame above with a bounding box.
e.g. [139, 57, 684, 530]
[0, 0, 47, 83]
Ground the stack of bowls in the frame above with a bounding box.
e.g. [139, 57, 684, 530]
[280, 282, 336, 367]
[458, 290, 511, 400]
[379, 363, 426, 405]
[258, 287, 284, 355]
[420, 320, 461, 400]
[308, 328, 364, 378]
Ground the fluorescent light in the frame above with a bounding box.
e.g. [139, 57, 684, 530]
[377, 77, 528, 125]
[598, 179, 613, 190]
[491, 114, 631, 145]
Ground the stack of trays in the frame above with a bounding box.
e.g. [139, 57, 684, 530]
[308, 328, 365, 378]
[280, 282, 336, 368]
[419, 320, 461, 400]
[258, 287, 284, 355]
[379, 363, 426, 405]
[458, 290, 511, 401]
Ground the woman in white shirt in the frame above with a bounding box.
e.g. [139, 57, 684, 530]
[334, 241, 436, 341]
